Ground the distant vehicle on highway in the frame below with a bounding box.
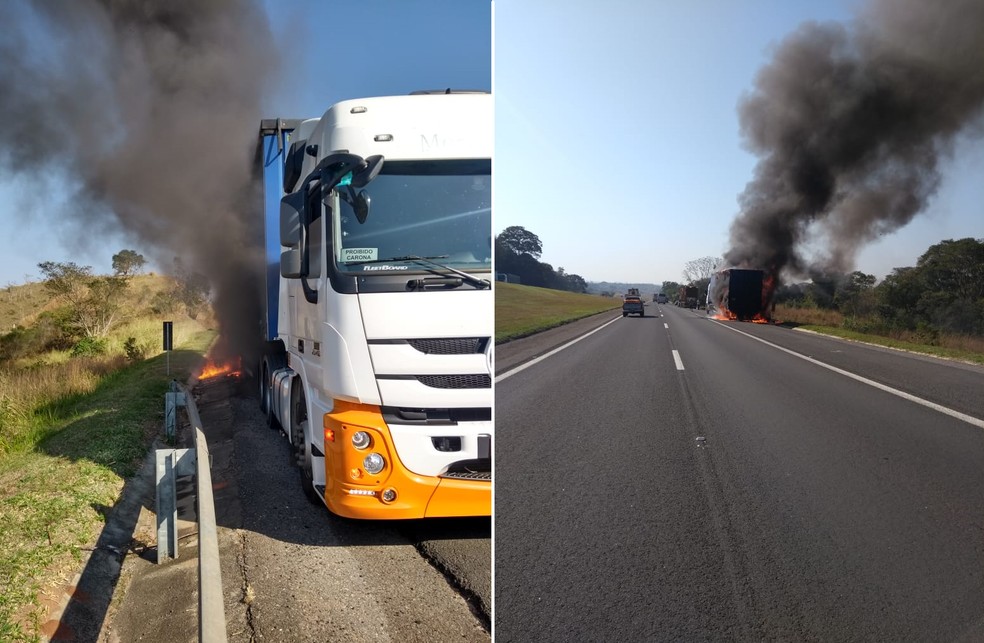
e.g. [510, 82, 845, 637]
[656, 293, 668, 304]
[677, 286, 699, 308]
[622, 295, 645, 317]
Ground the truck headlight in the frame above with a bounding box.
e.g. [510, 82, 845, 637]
[351, 431, 371, 450]
[363, 452, 385, 475]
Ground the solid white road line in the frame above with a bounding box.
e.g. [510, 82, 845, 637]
[672, 350, 685, 371]
[711, 320, 984, 430]
[496, 316, 622, 382]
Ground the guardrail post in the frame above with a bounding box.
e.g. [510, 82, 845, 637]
[155, 380, 228, 640]
[164, 380, 187, 442]
[155, 448, 194, 562]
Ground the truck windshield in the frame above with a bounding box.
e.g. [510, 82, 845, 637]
[333, 159, 491, 273]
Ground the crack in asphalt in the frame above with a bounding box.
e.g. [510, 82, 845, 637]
[237, 530, 258, 642]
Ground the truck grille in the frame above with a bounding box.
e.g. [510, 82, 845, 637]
[442, 470, 492, 481]
[441, 458, 491, 480]
[417, 374, 491, 389]
[407, 337, 488, 355]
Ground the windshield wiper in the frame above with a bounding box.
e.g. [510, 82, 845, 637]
[402, 255, 491, 289]
[351, 254, 490, 289]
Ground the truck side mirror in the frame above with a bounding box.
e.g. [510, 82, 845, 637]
[283, 139, 307, 193]
[280, 191, 309, 278]
[352, 155, 384, 187]
[280, 249, 303, 278]
[280, 192, 303, 248]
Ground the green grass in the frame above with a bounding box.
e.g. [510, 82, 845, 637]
[0, 329, 214, 641]
[495, 282, 621, 343]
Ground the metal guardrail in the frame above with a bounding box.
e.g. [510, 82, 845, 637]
[157, 380, 228, 643]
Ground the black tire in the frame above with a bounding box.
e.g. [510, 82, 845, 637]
[290, 387, 321, 505]
[622, 312, 628, 317]
[257, 361, 269, 415]
[298, 421, 321, 505]
[261, 349, 287, 430]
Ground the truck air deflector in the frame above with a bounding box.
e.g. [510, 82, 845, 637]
[261, 130, 294, 341]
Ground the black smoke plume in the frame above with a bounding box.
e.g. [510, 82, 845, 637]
[724, 0, 984, 283]
[0, 0, 279, 363]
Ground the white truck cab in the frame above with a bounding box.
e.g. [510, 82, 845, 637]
[257, 91, 492, 519]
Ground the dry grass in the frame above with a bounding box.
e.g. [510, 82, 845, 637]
[775, 303, 984, 364]
[0, 356, 126, 455]
[0, 313, 205, 456]
[773, 304, 844, 327]
[0, 282, 52, 333]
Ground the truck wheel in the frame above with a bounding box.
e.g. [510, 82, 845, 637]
[622, 312, 628, 317]
[296, 420, 320, 505]
[290, 389, 320, 505]
[258, 362, 269, 415]
[261, 350, 287, 430]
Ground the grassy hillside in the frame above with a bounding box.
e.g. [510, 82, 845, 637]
[0, 272, 216, 640]
[0, 282, 51, 334]
[496, 282, 620, 343]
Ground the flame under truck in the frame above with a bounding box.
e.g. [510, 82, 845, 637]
[255, 91, 492, 519]
[707, 268, 771, 321]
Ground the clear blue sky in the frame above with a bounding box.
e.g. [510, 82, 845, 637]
[495, 0, 984, 284]
[0, 1, 491, 286]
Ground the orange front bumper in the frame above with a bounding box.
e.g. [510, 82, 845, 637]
[322, 400, 491, 520]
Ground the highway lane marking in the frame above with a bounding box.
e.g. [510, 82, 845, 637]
[495, 316, 622, 382]
[711, 320, 984, 430]
[672, 350, 685, 370]
[664, 323, 669, 329]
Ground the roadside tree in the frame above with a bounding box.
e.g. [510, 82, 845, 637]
[38, 261, 129, 339]
[111, 249, 147, 279]
[497, 226, 543, 259]
[682, 256, 722, 284]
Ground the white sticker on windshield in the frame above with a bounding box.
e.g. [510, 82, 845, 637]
[341, 247, 378, 263]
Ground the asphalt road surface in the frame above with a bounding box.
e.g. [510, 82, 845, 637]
[107, 376, 490, 642]
[494, 302, 984, 641]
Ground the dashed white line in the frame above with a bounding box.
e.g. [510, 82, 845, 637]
[672, 350, 685, 371]
[664, 323, 669, 329]
[711, 320, 984, 430]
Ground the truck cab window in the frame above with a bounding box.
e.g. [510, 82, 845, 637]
[333, 159, 491, 273]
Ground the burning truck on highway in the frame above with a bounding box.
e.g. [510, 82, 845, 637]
[707, 268, 775, 322]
